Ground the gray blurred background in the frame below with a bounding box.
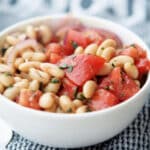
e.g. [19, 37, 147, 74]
[0, 0, 150, 44]
[0, 0, 150, 45]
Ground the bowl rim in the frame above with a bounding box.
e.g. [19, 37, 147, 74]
[0, 14, 150, 119]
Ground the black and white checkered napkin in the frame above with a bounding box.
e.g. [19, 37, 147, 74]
[6, 100, 150, 150]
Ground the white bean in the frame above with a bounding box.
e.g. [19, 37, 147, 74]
[31, 52, 46, 62]
[97, 63, 113, 76]
[0, 83, 4, 93]
[14, 58, 24, 68]
[109, 55, 134, 67]
[18, 61, 40, 72]
[38, 25, 52, 44]
[6, 35, 19, 45]
[29, 68, 50, 84]
[39, 92, 56, 109]
[76, 105, 88, 113]
[14, 77, 22, 82]
[84, 43, 98, 55]
[101, 47, 115, 61]
[26, 25, 37, 39]
[83, 80, 97, 98]
[72, 99, 83, 108]
[74, 46, 84, 55]
[44, 82, 60, 93]
[0, 64, 14, 74]
[14, 79, 29, 88]
[59, 95, 74, 113]
[134, 80, 140, 87]
[0, 73, 14, 87]
[40, 63, 65, 78]
[124, 62, 139, 79]
[29, 80, 39, 91]
[3, 86, 20, 100]
[22, 50, 33, 60]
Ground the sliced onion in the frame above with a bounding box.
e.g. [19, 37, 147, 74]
[7, 39, 40, 67]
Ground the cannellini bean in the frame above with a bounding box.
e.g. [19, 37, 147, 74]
[14, 58, 24, 68]
[38, 25, 52, 44]
[0, 83, 4, 93]
[56, 107, 63, 113]
[83, 80, 97, 98]
[29, 80, 39, 91]
[44, 82, 60, 93]
[6, 35, 19, 45]
[97, 63, 113, 76]
[3, 86, 20, 100]
[124, 62, 139, 79]
[39, 92, 57, 109]
[72, 99, 83, 108]
[74, 46, 84, 55]
[29, 68, 50, 84]
[46, 103, 58, 112]
[134, 80, 140, 87]
[76, 105, 88, 113]
[99, 39, 116, 49]
[101, 47, 115, 61]
[59, 95, 75, 113]
[96, 39, 116, 56]
[0, 73, 14, 87]
[14, 79, 29, 88]
[14, 77, 22, 82]
[22, 50, 33, 60]
[26, 25, 37, 39]
[18, 61, 40, 72]
[3, 47, 13, 61]
[0, 64, 14, 74]
[109, 55, 134, 67]
[40, 63, 65, 78]
[31, 52, 46, 62]
[84, 43, 98, 55]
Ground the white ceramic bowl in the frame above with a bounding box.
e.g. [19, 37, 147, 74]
[0, 15, 150, 148]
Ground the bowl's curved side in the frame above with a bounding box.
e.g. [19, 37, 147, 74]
[0, 15, 150, 148]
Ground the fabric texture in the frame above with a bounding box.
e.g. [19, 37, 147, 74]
[0, 0, 149, 149]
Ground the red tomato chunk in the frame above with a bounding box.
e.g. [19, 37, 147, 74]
[60, 54, 105, 86]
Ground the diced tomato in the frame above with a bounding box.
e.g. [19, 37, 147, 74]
[29, 90, 42, 110]
[89, 89, 119, 111]
[60, 54, 105, 86]
[18, 89, 42, 110]
[64, 29, 90, 54]
[83, 30, 103, 45]
[93, 28, 123, 48]
[134, 44, 147, 58]
[45, 43, 63, 63]
[49, 53, 63, 64]
[99, 67, 139, 101]
[120, 46, 139, 60]
[135, 58, 150, 75]
[46, 43, 62, 56]
[59, 78, 78, 99]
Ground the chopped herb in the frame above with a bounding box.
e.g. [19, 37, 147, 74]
[76, 92, 86, 101]
[71, 41, 78, 49]
[104, 86, 110, 90]
[59, 64, 68, 69]
[73, 87, 78, 98]
[67, 65, 73, 73]
[51, 78, 60, 83]
[66, 108, 72, 113]
[130, 44, 135, 48]
[120, 93, 125, 98]
[0, 48, 7, 56]
[112, 63, 115, 68]
[101, 47, 105, 50]
[59, 64, 74, 73]
[8, 85, 13, 88]
[87, 107, 92, 112]
[4, 72, 12, 76]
